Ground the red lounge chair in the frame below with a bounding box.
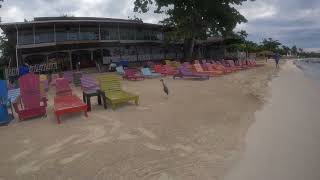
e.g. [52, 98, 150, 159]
[54, 78, 88, 124]
[14, 73, 48, 121]
[154, 65, 167, 75]
[123, 69, 145, 81]
[56, 78, 73, 96]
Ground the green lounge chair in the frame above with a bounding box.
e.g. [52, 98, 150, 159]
[98, 75, 139, 110]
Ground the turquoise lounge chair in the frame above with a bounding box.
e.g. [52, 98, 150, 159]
[116, 66, 125, 75]
[141, 68, 161, 78]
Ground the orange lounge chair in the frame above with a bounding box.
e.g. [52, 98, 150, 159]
[193, 63, 224, 76]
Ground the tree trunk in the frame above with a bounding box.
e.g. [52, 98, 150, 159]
[183, 38, 195, 61]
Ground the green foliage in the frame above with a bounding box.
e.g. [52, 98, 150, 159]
[133, 0, 255, 59]
[261, 38, 281, 52]
[0, 33, 15, 66]
[134, 0, 254, 40]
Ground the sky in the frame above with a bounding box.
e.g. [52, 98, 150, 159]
[0, 0, 319, 52]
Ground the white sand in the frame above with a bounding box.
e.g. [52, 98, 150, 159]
[0, 61, 276, 180]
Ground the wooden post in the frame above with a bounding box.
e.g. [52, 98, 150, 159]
[69, 51, 73, 70]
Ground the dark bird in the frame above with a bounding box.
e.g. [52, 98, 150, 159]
[160, 79, 169, 95]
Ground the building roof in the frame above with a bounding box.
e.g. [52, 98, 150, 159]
[0, 16, 163, 32]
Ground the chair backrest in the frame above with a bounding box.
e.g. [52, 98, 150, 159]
[99, 75, 122, 93]
[154, 65, 163, 73]
[0, 80, 8, 105]
[63, 71, 73, 82]
[124, 69, 137, 76]
[80, 76, 99, 92]
[193, 64, 204, 72]
[165, 60, 172, 65]
[227, 60, 235, 66]
[116, 66, 125, 74]
[205, 63, 214, 71]
[19, 73, 41, 109]
[56, 78, 72, 96]
[179, 66, 193, 76]
[141, 68, 152, 76]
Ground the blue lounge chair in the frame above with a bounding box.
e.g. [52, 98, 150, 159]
[116, 66, 125, 75]
[141, 68, 161, 78]
[0, 80, 13, 125]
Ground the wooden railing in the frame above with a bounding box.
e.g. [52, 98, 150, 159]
[5, 62, 58, 78]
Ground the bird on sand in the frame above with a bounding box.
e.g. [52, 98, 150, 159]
[160, 79, 169, 95]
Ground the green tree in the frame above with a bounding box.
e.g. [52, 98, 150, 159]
[291, 45, 298, 56]
[133, 0, 254, 59]
[0, 33, 16, 66]
[261, 38, 281, 52]
[281, 45, 290, 55]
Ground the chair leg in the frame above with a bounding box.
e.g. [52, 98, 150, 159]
[97, 93, 102, 105]
[57, 116, 61, 124]
[83, 92, 86, 103]
[87, 96, 91, 111]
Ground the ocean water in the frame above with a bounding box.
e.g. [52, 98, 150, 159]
[294, 58, 320, 83]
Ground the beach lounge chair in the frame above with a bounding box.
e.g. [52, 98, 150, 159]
[116, 66, 125, 75]
[163, 65, 178, 75]
[54, 78, 88, 124]
[173, 66, 209, 80]
[14, 73, 47, 121]
[193, 63, 224, 76]
[225, 60, 243, 71]
[206, 63, 232, 74]
[63, 71, 73, 82]
[123, 69, 145, 81]
[0, 80, 13, 125]
[80, 75, 105, 111]
[56, 78, 73, 96]
[98, 75, 139, 110]
[141, 68, 161, 78]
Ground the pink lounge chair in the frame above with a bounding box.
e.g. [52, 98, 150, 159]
[123, 69, 145, 81]
[14, 73, 47, 121]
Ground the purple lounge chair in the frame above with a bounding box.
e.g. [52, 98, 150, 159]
[173, 66, 209, 80]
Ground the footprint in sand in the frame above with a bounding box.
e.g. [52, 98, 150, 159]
[59, 152, 87, 165]
[16, 161, 41, 175]
[157, 173, 173, 180]
[144, 143, 167, 151]
[23, 139, 31, 144]
[12, 149, 33, 161]
[137, 128, 157, 139]
[136, 106, 151, 111]
[43, 135, 79, 155]
[117, 133, 138, 141]
[172, 144, 194, 153]
[74, 126, 106, 144]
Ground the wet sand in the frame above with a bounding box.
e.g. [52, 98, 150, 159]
[225, 61, 320, 180]
[0, 62, 275, 180]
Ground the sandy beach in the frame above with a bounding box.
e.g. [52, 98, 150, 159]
[225, 61, 320, 180]
[0, 61, 276, 180]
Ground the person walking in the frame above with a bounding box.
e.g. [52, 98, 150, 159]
[274, 52, 280, 68]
